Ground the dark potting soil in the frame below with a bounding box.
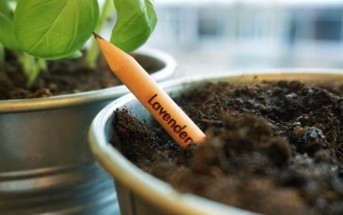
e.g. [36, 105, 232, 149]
[0, 49, 158, 100]
[0, 50, 122, 100]
[112, 80, 343, 215]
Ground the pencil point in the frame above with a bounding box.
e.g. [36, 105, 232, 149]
[92, 32, 103, 39]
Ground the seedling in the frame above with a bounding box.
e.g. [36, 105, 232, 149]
[0, 0, 157, 87]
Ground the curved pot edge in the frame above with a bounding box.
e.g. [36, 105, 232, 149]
[0, 48, 177, 113]
[88, 68, 343, 215]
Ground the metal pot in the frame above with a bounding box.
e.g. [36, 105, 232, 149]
[88, 69, 343, 215]
[0, 49, 176, 215]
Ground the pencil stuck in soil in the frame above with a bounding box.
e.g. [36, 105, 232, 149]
[93, 33, 206, 147]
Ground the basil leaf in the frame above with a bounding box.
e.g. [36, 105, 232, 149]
[14, 0, 99, 60]
[0, 0, 19, 50]
[0, 14, 20, 50]
[0, 0, 11, 17]
[66, 50, 82, 59]
[111, 0, 157, 52]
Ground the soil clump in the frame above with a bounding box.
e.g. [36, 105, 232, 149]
[112, 79, 343, 215]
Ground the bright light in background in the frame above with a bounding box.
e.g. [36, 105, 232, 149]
[145, 0, 343, 76]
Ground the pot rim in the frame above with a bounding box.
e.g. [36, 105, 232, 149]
[0, 48, 176, 113]
[89, 68, 343, 215]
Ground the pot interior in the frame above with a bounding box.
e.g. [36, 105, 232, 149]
[90, 70, 343, 215]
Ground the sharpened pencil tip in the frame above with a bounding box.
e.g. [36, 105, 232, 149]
[92, 32, 103, 39]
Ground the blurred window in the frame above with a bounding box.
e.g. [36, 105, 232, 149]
[288, 8, 343, 43]
[314, 10, 342, 41]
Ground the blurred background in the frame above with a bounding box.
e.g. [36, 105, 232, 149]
[142, 0, 343, 76]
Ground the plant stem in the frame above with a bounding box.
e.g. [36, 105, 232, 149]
[0, 43, 4, 63]
[19, 52, 47, 88]
[86, 0, 114, 68]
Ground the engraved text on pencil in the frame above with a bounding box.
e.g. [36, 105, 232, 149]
[148, 94, 193, 145]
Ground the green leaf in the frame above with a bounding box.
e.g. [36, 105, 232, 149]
[0, 0, 12, 17]
[66, 50, 82, 59]
[0, 13, 20, 50]
[111, 0, 157, 52]
[0, 0, 19, 50]
[14, 0, 99, 60]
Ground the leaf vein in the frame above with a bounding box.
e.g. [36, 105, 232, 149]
[28, 0, 69, 53]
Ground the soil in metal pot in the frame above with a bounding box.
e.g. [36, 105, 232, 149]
[0, 50, 122, 99]
[0, 50, 156, 100]
[112, 79, 343, 215]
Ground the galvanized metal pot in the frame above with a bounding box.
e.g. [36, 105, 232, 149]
[0, 49, 176, 215]
[89, 69, 343, 215]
